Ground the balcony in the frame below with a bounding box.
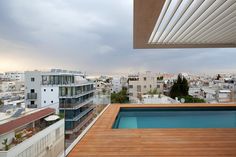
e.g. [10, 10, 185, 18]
[27, 104, 37, 108]
[59, 90, 95, 99]
[65, 105, 95, 122]
[65, 113, 94, 134]
[0, 119, 64, 157]
[59, 98, 93, 110]
[27, 93, 37, 99]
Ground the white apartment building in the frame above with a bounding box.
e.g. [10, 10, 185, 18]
[217, 90, 232, 103]
[3, 72, 24, 81]
[111, 76, 127, 93]
[128, 71, 164, 103]
[0, 82, 15, 93]
[0, 108, 64, 157]
[0, 81, 24, 93]
[25, 69, 95, 142]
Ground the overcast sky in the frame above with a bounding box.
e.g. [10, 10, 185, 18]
[0, 0, 236, 75]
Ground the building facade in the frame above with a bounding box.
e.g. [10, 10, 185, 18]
[111, 76, 127, 93]
[3, 72, 24, 81]
[128, 71, 164, 103]
[0, 108, 64, 157]
[25, 69, 95, 142]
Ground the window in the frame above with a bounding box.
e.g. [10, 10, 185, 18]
[150, 85, 152, 88]
[30, 89, 35, 93]
[144, 85, 146, 88]
[44, 101, 46, 103]
[137, 85, 141, 92]
[157, 85, 161, 88]
[144, 77, 146, 81]
[51, 101, 53, 103]
[51, 89, 53, 92]
[129, 85, 133, 88]
[31, 77, 35, 82]
[30, 101, 34, 105]
[44, 89, 46, 92]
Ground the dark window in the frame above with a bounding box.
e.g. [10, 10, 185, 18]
[44, 89, 46, 92]
[51, 101, 53, 103]
[137, 85, 141, 92]
[30, 101, 34, 105]
[31, 77, 35, 82]
[51, 89, 53, 92]
[44, 101, 46, 103]
[144, 77, 146, 81]
[30, 89, 35, 93]
[129, 85, 133, 88]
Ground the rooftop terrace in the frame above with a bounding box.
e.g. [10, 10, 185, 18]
[68, 104, 236, 157]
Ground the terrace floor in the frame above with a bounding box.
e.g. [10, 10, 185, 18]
[68, 104, 236, 157]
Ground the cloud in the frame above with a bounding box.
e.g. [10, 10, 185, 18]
[0, 0, 236, 74]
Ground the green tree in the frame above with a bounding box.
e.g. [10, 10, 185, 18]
[157, 76, 163, 80]
[216, 74, 221, 80]
[170, 74, 189, 99]
[180, 95, 205, 103]
[0, 99, 3, 106]
[111, 87, 129, 103]
[2, 138, 9, 151]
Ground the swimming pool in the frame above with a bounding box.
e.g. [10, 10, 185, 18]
[113, 107, 236, 129]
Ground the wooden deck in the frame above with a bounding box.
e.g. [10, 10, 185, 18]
[68, 104, 236, 157]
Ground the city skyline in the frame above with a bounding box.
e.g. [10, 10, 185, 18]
[1, 0, 236, 75]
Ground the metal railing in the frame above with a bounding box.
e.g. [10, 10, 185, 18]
[27, 93, 37, 99]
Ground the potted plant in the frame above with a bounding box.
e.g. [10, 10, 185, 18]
[2, 138, 9, 151]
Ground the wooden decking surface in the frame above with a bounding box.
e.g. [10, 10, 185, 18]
[68, 104, 236, 157]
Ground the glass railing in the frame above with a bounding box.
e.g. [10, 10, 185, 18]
[59, 98, 93, 109]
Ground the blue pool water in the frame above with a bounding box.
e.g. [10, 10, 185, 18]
[113, 107, 236, 129]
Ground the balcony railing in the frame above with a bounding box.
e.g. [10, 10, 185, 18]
[65, 113, 94, 134]
[59, 90, 95, 99]
[27, 104, 38, 108]
[65, 105, 95, 121]
[59, 98, 93, 110]
[27, 93, 37, 99]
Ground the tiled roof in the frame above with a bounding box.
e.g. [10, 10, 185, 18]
[0, 108, 55, 135]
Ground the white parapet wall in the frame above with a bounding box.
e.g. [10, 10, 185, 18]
[0, 119, 65, 157]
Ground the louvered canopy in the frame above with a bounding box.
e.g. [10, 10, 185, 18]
[134, 0, 236, 48]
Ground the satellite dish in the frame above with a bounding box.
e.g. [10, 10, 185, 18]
[180, 98, 185, 103]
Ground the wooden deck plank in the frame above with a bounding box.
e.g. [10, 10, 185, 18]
[68, 104, 236, 157]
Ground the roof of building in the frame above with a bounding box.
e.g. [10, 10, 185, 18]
[219, 90, 231, 93]
[0, 108, 55, 135]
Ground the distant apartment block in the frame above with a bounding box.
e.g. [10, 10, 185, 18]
[2, 72, 24, 81]
[0, 108, 64, 157]
[25, 69, 95, 142]
[111, 76, 128, 93]
[128, 71, 164, 102]
[217, 90, 232, 103]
